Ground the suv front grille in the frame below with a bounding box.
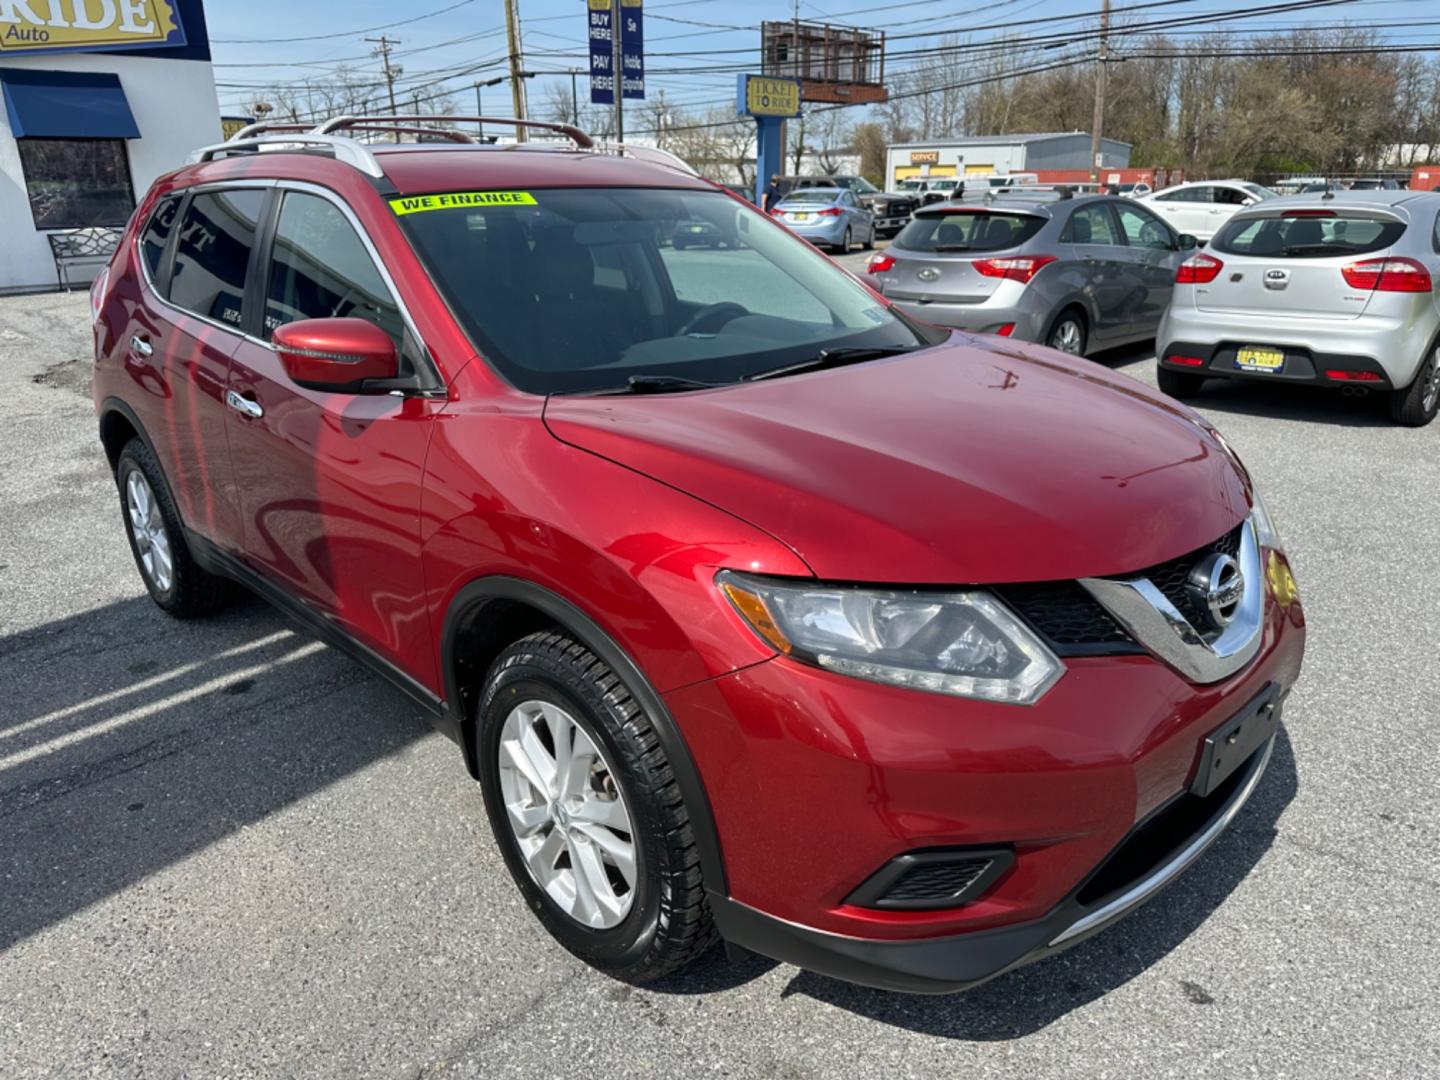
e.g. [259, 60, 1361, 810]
[1128, 524, 1245, 632]
[996, 522, 1246, 657]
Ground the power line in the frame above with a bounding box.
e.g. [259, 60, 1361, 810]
[213, 0, 478, 45]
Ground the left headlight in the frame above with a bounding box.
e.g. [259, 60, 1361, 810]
[717, 572, 1063, 705]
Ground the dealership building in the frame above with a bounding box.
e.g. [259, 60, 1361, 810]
[884, 133, 1132, 190]
[0, 0, 220, 292]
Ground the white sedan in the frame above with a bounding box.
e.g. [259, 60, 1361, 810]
[1139, 179, 1277, 242]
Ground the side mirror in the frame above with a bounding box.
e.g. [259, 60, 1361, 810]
[1177, 233, 1198, 251]
[273, 318, 399, 393]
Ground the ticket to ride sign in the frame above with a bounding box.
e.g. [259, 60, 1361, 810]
[737, 75, 801, 119]
[0, 0, 186, 55]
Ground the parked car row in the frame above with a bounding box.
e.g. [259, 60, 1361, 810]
[866, 188, 1440, 426]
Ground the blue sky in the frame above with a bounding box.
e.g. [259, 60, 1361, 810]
[206, 0, 1437, 122]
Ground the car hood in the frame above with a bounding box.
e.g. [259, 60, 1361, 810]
[543, 338, 1250, 584]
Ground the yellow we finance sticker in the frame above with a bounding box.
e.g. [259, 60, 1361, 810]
[389, 191, 538, 215]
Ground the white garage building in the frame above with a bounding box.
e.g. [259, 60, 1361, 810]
[0, 0, 220, 293]
[885, 132, 1132, 190]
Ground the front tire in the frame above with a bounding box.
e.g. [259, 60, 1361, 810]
[115, 439, 229, 617]
[1157, 366, 1209, 399]
[1389, 345, 1440, 427]
[477, 631, 718, 984]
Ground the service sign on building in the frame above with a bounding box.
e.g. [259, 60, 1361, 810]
[0, 0, 187, 55]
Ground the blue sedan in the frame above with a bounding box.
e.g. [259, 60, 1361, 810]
[769, 188, 876, 253]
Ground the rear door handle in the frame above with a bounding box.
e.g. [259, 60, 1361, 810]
[129, 335, 153, 358]
[225, 389, 264, 420]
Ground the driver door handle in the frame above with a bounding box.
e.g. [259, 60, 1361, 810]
[225, 389, 264, 420]
[129, 335, 153, 358]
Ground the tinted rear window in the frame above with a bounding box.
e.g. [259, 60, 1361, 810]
[896, 211, 1045, 252]
[139, 195, 181, 285]
[1211, 212, 1406, 258]
[169, 189, 266, 327]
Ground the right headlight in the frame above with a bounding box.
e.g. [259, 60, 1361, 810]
[717, 571, 1063, 705]
[1249, 486, 1284, 553]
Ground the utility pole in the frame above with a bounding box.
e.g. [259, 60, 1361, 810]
[570, 69, 580, 128]
[504, 0, 528, 142]
[1088, 0, 1110, 185]
[367, 35, 401, 141]
[610, 0, 624, 142]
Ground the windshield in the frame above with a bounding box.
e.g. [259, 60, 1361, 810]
[1210, 211, 1406, 258]
[1243, 184, 1277, 200]
[396, 187, 931, 394]
[896, 210, 1046, 252]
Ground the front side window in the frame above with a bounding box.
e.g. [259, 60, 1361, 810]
[265, 192, 404, 348]
[897, 211, 1045, 252]
[17, 138, 134, 230]
[139, 195, 182, 285]
[169, 189, 266, 327]
[1212, 186, 1250, 206]
[1113, 203, 1174, 250]
[396, 187, 931, 394]
[1157, 186, 1208, 203]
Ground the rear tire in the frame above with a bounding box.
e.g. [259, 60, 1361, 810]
[1389, 346, 1440, 427]
[836, 227, 851, 254]
[862, 225, 875, 251]
[1157, 366, 1209, 399]
[477, 631, 718, 984]
[1046, 309, 1087, 356]
[115, 438, 230, 618]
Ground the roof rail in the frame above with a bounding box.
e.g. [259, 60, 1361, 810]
[187, 114, 704, 182]
[589, 141, 698, 177]
[315, 114, 594, 149]
[188, 133, 386, 178]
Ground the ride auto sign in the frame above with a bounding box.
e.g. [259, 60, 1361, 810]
[0, 0, 186, 54]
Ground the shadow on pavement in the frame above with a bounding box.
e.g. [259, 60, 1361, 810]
[0, 593, 434, 951]
[775, 729, 1300, 1039]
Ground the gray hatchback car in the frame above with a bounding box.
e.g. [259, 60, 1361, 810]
[867, 192, 1195, 355]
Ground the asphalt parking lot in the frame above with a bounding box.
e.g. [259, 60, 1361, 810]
[2, 280, 1437, 1079]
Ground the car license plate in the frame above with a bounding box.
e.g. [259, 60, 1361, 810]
[1190, 685, 1282, 797]
[791, 212, 810, 222]
[1234, 346, 1285, 373]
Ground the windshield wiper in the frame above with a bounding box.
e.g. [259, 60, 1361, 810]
[580, 374, 723, 396]
[743, 345, 921, 383]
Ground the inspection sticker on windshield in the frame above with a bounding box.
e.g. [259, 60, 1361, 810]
[389, 191, 537, 215]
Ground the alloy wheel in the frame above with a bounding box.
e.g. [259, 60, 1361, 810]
[125, 470, 173, 592]
[1051, 318, 1083, 355]
[497, 699, 637, 929]
[1423, 348, 1440, 414]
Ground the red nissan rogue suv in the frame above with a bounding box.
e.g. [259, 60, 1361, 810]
[90, 116, 1304, 994]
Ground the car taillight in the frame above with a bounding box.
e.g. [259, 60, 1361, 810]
[972, 254, 1057, 284]
[1176, 252, 1223, 284]
[995, 323, 1016, 337]
[818, 207, 844, 217]
[867, 253, 896, 274]
[1340, 256, 1432, 293]
[1325, 369, 1383, 381]
[1168, 354, 1207, 367]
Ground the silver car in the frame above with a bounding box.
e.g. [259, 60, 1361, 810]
[1157, 191, 1440, 426]
[868, 192, 1193, 355]
[769, 187, 875, 253]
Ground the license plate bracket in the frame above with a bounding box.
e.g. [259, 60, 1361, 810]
[1191, 685, 1282, 797]
[1234, 345, 1285, 373]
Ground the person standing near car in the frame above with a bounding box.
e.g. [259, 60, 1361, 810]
[761, 174, 781, 212]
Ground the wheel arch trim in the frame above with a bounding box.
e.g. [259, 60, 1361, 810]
[440, 575, 728, 895]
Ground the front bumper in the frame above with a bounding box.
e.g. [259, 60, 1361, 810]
[709, 731, 1277, 993]
[664, 568, 1305, 991]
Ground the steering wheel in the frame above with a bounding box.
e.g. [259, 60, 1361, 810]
[678, 302, 749, 337]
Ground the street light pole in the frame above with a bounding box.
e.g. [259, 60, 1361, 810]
[474, 77, 504, 142]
